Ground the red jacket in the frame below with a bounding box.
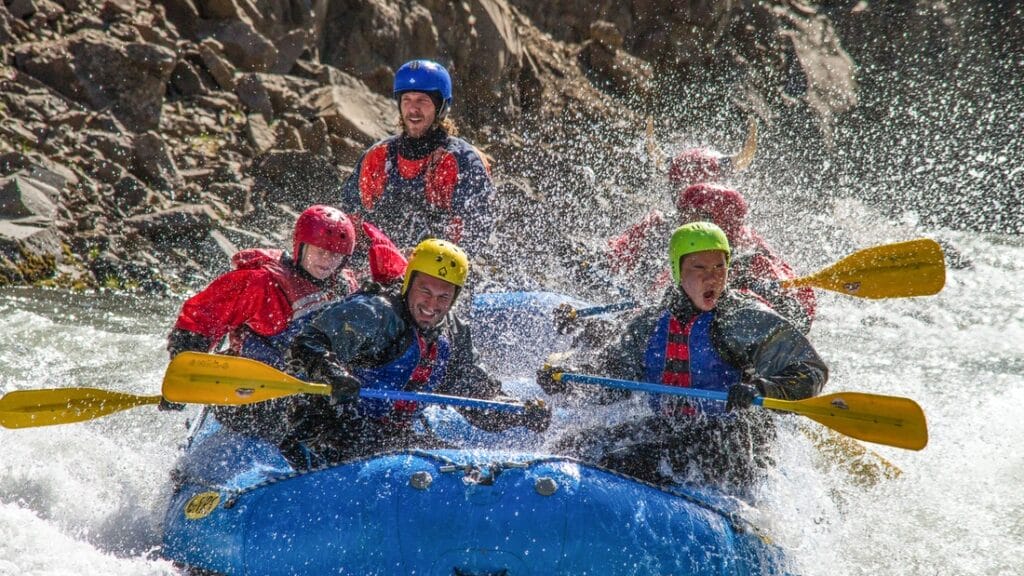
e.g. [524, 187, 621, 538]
[174, 249, 358, 348]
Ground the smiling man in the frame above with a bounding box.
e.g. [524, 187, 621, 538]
[287, 238, 550, 466]
[341, 59, 496, 255]
[539, 222, 828, 491]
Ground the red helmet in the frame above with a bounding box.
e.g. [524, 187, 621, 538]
[667, 148, 725, 188]
[292, 205, 355, 261]
[675, 183, 748, 240]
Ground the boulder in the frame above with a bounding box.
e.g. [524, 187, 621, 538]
[304, 76, 395, 145]
[14, 30, 176, 131]
[125, 203, 217, 246]
[133, 131, 184, 192]
[249, 149, 345, 209]
[0, 221, 62, 285]
[0, 173, 59, 219]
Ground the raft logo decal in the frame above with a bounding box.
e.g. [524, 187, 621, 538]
[184, 491, 221, 520]
[842, 281, 861, 293]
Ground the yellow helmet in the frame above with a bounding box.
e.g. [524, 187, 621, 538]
[402, 239, 470, 295]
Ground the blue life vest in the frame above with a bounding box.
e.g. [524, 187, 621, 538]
[351, 331, 452, 420]
[643, 310, 741, 416]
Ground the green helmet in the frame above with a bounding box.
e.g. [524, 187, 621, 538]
[669, 222, 731, 284]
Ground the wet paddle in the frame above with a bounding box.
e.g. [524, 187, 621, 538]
[553, 372, 928, 451]
[0, 353, 528, 429]
[0, 388, 163, 429]
[780, 238, 945, 299]
[161, 352, 526, 414]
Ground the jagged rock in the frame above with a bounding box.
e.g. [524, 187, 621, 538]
[251, 73, 317, 118]
[112, 173, 158, 211]
[170, 58, 208, 96]
[81, 130, 134, 167]
[208, 181, 252, 214]
[125, 203, 217, 246]
[198, 0, 241, 20]
[299, 117, 331, 157]
[133, 131, 184, 192]
[305, 79, 395, 146]
[776, 8, 857, 146]
[0, 153, 78, 192]
[0, 221, 61, 285]
[273, 121, 302, 150]
[198, 38, 238, 90]
[7, 0, 65, 21]
[100, 0, 136, 20]
[233, 72, 273, 121]
[579, 21, 652, 99]
[0, 12, 14, 46]
[271, 28, 308, 74]
[0, 173, 60, 219]
[156, 0, 201, 38]
[14, 30, 176, 131]
[588, 20, 623, 50]
[249, 149, 345, 209]
[244, 113, 275, 153]
[209, 19, 278, 72]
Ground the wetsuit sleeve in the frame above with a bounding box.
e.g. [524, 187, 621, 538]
[451, 146, 497, 254]
[289, 295, 398, 376]
[173, 269, 291, 344]
[598, 307, 661, 382]
[715, 299, 828, 401]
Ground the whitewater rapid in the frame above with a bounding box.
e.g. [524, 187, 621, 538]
[1, 228, 1021, 575]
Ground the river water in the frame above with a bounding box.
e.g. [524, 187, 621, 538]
[1, 226, 1022, 575]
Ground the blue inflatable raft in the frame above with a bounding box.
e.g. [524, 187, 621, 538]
[162, 415, 787, 575]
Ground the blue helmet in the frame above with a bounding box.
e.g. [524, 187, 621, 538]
[393, 59, 452, 119]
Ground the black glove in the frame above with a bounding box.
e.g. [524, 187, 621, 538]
[536, 365, 568, 395]
[553, 303, 578, 334]
[522, 398, 552, 433]
[726, 381, 764, 412]
[307, 358, 361, 404]
[327, 366, 361, 405]
[158, 398, 186, 411]
[167, 328, 212, 359]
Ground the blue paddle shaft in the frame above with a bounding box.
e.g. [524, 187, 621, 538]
[357, 388, 526, 414]
[574, 300, 637, 318]
[559, 373, 764, 406]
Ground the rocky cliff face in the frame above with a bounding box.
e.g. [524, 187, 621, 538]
[0, 0, 1018, 293]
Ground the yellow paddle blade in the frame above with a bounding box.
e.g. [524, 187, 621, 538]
[0, 388, 162, 429]
[781, 238, 946, 299]
[162, 352, 330, 405]
[763, 391, 928, 450]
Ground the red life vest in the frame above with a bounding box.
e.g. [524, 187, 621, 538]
[227, 249, 355, 361]
[662, 314, 697, 388]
